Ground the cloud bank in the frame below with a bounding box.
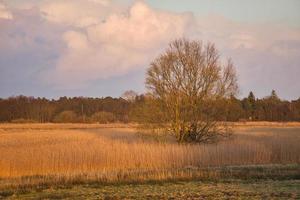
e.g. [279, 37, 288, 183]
[0, 0, 300, 99]
[43, 1, 195, 88]
[0, 2, 12, 19]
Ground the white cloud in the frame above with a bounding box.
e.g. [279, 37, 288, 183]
[1, 0, 300, 98]
[40, 0, 119, 28]
[45, 1, 195, 88]
[194, 15, 300, 98]
[0, 2, 13, 19]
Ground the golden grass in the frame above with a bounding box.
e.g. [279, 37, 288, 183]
[233, 121, 300, 127]
[0, 123, 299, 189]
[0, 123, 138, 130]
[1, 121, 300, 130]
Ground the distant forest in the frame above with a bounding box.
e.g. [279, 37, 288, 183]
[0, 90, 300, 123]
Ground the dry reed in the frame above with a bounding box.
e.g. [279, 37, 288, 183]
[0, 124, 299, 187]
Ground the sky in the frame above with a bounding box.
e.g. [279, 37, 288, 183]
[0, 0, 300, 100]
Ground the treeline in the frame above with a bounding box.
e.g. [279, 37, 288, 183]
[0, 96, 130, 123]
[221, 90, 300, 122]
[0, 90, 299, 123]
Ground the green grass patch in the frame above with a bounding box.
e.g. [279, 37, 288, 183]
[1, 164, 299, 199]
[3, 179, 299, 200]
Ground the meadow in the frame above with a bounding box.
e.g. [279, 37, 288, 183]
[0, 123, 299, 199]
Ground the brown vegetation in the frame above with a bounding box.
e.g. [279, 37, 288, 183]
[0, 123, 299, 190]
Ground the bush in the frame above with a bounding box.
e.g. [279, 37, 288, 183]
[53, 111, 78, 123]
[89, 111, 116, 124]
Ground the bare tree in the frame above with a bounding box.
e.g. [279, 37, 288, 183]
[121, 90, 138, 102]
[145, 38, 238, 143]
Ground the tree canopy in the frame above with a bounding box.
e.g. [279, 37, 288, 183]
[145, 38, 238, 143]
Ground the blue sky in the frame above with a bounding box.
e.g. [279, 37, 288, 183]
[0, 0, 300, 99]
[148, 0, 300, 25]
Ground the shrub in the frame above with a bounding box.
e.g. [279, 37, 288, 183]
[53, 111, 78, 123]
[89, 111, 116, 124]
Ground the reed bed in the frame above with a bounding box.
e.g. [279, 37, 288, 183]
[0, 124, 299, 187]
[1, 121, 300, 130]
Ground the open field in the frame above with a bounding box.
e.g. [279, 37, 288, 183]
[1, 179, 299, 199]
[0, 123, 300, 199]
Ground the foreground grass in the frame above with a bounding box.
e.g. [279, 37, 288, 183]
[1, 165, 299, 199]
[1, 179, 299, 200]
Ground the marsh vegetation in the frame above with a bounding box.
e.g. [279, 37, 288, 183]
[0, 123, 299, 194]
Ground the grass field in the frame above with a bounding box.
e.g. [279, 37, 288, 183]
[0, 123, 299, 199]
[1, 179, 299, 199]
